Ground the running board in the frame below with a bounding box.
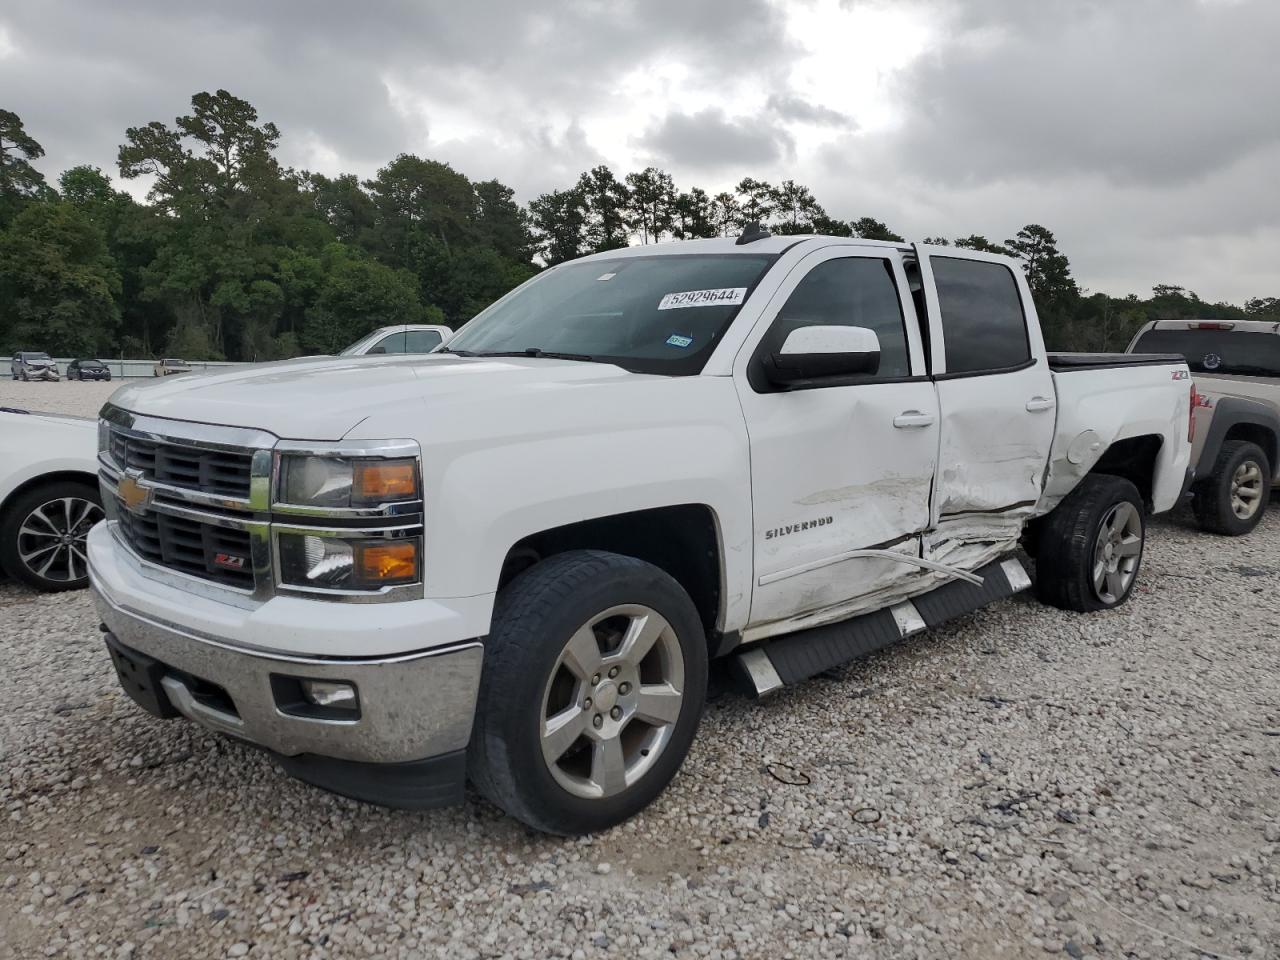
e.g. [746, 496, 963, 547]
[730, 557, 1032, 698]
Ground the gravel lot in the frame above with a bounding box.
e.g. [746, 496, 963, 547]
[2, 376, 1278, 959]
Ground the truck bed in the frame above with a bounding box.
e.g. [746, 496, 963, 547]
[1048, 352, 1185, 371]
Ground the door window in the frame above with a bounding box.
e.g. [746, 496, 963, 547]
[762, 258, 910, 379]
[403, 330, 443, 352]
[368, 332, 407, 354]
[932, 258, 1030, 374]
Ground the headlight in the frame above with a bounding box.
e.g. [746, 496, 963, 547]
[278, 533, 420, 590]
[279, 455, 419, 508]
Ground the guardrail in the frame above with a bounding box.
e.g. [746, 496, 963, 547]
[32, 359, 252, 379]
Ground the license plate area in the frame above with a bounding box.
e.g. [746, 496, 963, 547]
[104, 632, 180, 719]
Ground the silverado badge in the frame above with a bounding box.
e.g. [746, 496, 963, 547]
[117, 471, 153, 515]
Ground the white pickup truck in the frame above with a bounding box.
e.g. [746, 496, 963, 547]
[88, 235, 1193, 834]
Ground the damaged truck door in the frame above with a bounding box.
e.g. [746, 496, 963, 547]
[739, 249, 939, 633]
[914, 245, 1058, 570]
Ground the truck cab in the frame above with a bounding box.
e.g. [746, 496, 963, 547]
[89, 235, 1192, 834]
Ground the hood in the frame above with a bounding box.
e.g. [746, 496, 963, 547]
[109, 354, 651, 440]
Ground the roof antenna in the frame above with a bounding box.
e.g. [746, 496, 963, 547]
[735, 221, 771, 245]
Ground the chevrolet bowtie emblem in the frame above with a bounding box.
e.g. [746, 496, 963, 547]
[117, 471, 153, 515]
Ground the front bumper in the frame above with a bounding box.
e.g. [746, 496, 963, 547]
[91, 526, 486, 808]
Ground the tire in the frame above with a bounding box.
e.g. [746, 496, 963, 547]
[468, 550, 708, 835]
[0, 479, 104, 592]
[1192, 439, 1270, 536]
[1035, 474, 1145, 612]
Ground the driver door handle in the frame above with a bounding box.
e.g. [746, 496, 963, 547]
[1026, 396, 1056, 412]
[893, 410, 936, 429]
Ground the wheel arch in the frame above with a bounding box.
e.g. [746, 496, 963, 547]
[0, 469, 101, 524]
[497, 504, 727, 653]
[1088, 434, 1164, 511]
[1199, 397, 1280, 481]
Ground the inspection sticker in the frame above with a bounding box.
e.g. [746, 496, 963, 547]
[666, 334, 694, 348]
[658, 287, 747, 310]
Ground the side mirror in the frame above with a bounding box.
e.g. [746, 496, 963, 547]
[766, 325, 881, 384]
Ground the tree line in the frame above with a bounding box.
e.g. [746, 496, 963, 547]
[1, 91, 1276, 362]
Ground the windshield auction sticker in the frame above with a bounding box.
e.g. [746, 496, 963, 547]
[657, 288, 747, 310]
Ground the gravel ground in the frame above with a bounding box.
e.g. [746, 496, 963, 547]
[0, 377, 127, 418]
[2, 380, 1278, 959]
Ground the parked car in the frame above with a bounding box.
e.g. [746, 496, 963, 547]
[154, 358, 191, 377]
[11, 352, 60, 381]
[0, 408, 102, 591]
[1127, 318, 1279, 535]
[89, 234, 1193, 834]
[67, 358, 112, 381]
[340, 324, 453, 356]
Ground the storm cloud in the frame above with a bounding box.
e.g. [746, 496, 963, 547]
[1, 0, 1276, 302]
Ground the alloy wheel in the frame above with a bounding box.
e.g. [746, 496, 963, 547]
[539, 604, 685, 800]
[1091, 501, 1142, 604]
[1230, 460, 1264, 519]
[17, 496, 103, 584]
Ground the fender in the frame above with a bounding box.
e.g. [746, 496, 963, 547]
[1195, 396, 1280, 480]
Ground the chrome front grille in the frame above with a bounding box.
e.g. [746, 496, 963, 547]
[108, 430, 253, 499]
[116, 508, 255, 589]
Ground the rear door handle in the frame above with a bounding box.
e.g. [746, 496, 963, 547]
[1026, 396, 1056, 412]
[893, 410, 936, 429]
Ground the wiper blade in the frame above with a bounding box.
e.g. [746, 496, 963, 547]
[468, 347, 598, 362]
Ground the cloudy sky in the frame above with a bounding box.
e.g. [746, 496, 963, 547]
[3, 0, 1277, 303]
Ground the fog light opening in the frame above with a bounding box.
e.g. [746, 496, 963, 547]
[301, 679, 358, 709]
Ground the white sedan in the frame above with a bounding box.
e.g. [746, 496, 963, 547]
[0, 408, 102, 591]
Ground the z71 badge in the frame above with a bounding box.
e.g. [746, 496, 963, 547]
[765, 516, 833, 540]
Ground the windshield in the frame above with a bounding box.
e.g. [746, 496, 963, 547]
[80, 360, 104, 368]
[446, 253, 777, 375]
[22, 353, 51, 361]
[1132, 329, 1280, 377]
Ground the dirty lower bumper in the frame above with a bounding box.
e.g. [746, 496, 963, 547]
[95, 591, 483, 808]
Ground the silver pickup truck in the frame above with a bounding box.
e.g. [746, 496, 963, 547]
[1128, 319, 1279, 535]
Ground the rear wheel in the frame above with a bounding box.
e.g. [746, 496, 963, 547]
[0, 480, 104, 591]
[1192, 439, 1270, 536]
[469, 550, 708, 835]
[1035, 475, 1145, 612]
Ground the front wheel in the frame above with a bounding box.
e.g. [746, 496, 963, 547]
[1035, 474, 1145, 612]
[468, 550, 708, 835]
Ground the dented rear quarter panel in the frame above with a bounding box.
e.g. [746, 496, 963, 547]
[1040, 363, 1192, 514]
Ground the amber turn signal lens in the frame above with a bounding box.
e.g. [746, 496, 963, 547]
[355, 541, 419, 584]
[353, 460, 417, 501]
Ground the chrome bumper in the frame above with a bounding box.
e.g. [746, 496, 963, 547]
[94, 589, 483, 765]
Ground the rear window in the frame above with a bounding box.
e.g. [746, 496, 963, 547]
[932, 258, 1030, 374]
[1131, 329, 1280, 377]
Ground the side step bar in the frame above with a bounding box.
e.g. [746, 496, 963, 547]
[730, 556, 1032, 698]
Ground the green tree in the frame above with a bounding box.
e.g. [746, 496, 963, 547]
[851, 217, 905, 243]
[1245, 297, 1280, 319]
[811, 213, 853, 237]
[0, 201, 121, 354]
[308, 172, 376, 246]
[734, 177, 775, 227]
[625, 167, 676, 244]
[672, 187, 718, 240]
[299, 243, 426, 353]
[577, 165, 630, 252]
[472, 178, 536, 264]
[771, 180, 824, 234]
[955, 234, 1013, 256]
[528, 187, 588, 265]
[710, 192, 740, 236]
[1006, 225, 1078, 348]
[0, 109, 51, 225]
